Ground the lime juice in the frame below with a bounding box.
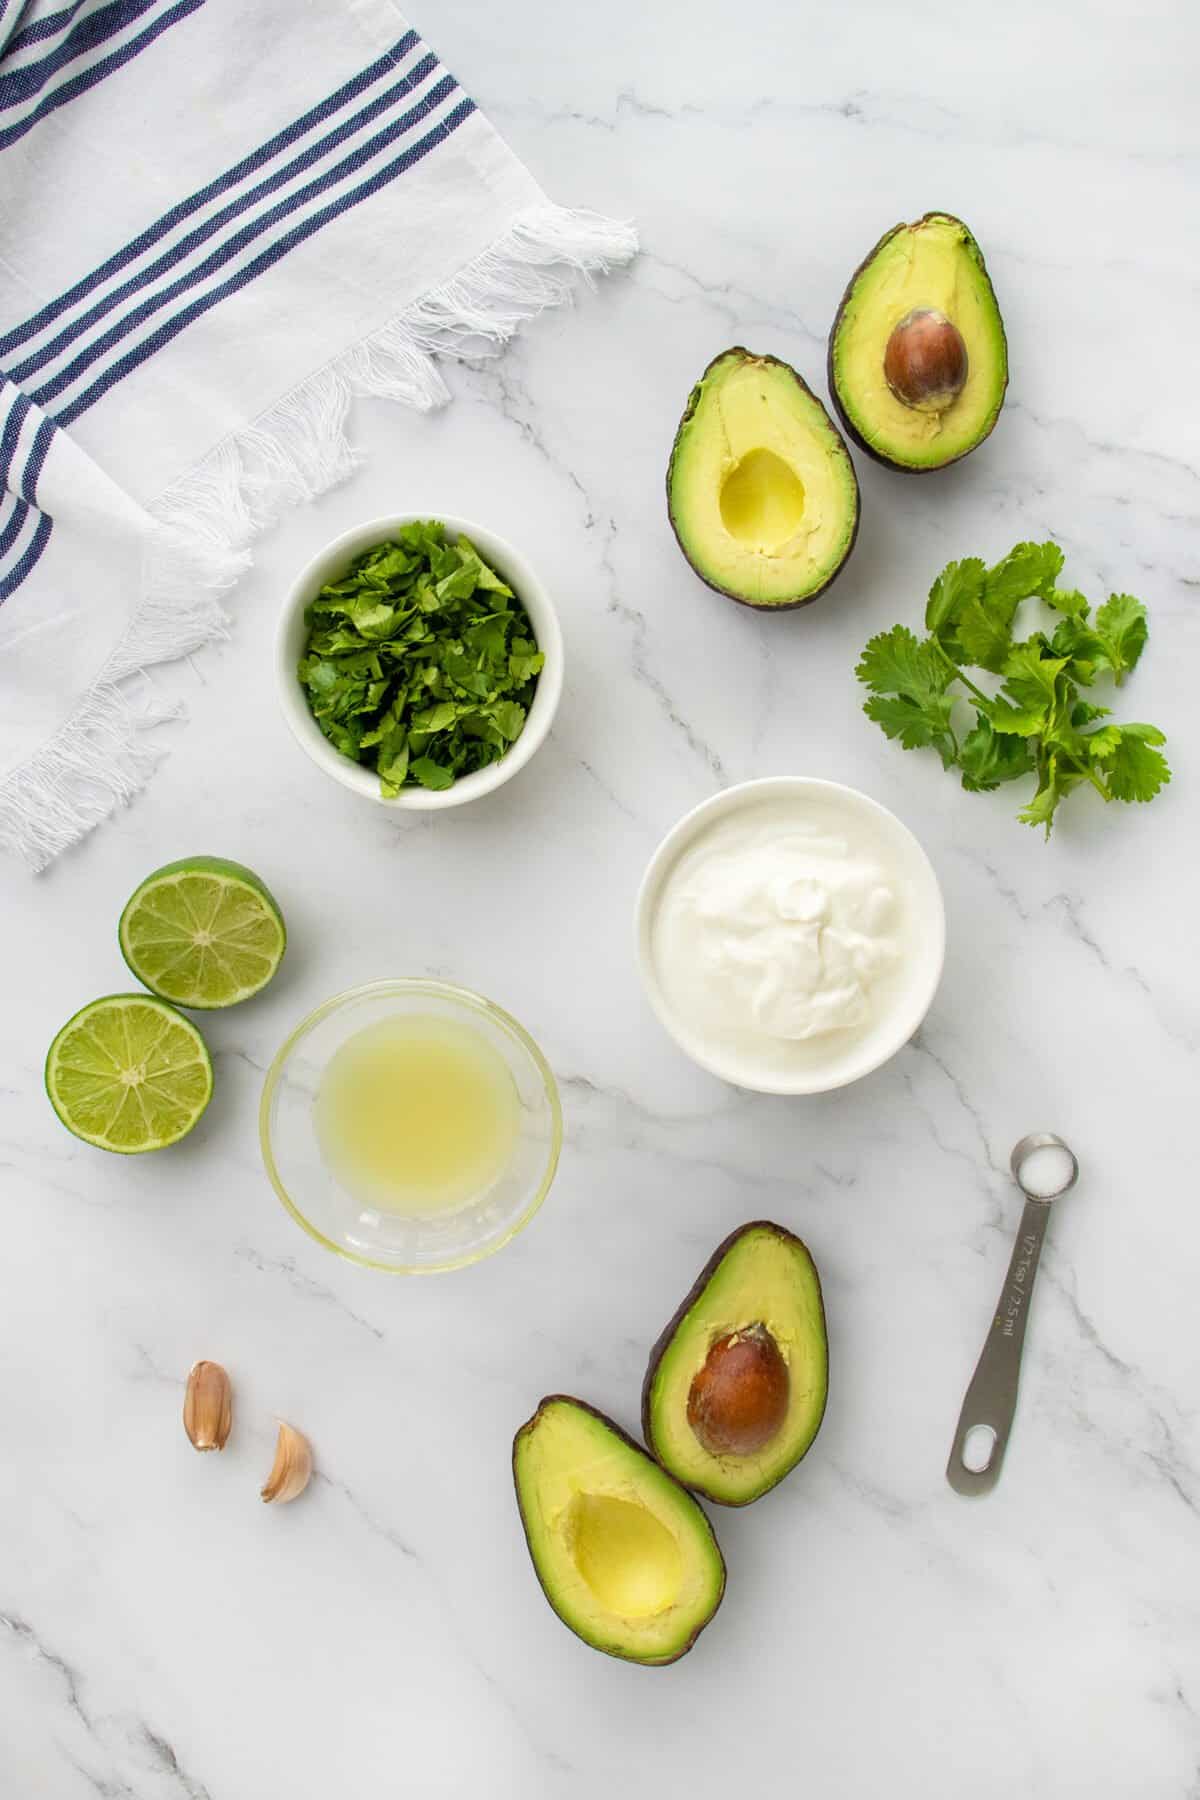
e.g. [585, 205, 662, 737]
[314, 1014, 520, 1216]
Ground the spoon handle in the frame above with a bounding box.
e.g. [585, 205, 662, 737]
[947, 1196, 1053, 1496]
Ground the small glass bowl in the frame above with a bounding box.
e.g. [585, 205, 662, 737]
[259, 980, 562, 1273]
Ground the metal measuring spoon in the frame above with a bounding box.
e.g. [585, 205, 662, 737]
[946, 1132, 1079, 1496]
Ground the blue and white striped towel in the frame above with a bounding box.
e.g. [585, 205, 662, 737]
[0, 0, 635, 869]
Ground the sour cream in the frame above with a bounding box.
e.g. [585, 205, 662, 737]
[641, 782, 944, 1093]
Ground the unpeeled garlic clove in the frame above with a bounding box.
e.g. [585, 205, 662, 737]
[260, 1421, 312, 1504]
[183, 1360, 232, 1452]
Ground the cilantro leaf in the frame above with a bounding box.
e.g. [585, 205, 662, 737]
[958, 715, 1034, 791]
[1047, 613, 1105, 684]
[956, 542, 1067, 670]
[491, 700, 527, 743]
[457, 537, 513, 596]
[926, 543, 1066, 665]
[863, 692, 957, 763]
[1092, 594, 1148, 685]
[857, 626, 949, 705]
[435, 560, 480, 603]
[509, 639, 545, 684]
[378, 743, 410, 796]
[925, 558, 985, 637]
[410, 756, 455, 791]
[980, 697, 1046, 738]
[410, 701, 457, 733]
[982, 540, 1064, 608]
[303, 659, 340, 696]
[297, 523, 543, 797]
[1046, 587, 1090, 618]
[857, 627, 957, 762]
[1081, 724, 1124, 761]
[956, 599, 1015, 673]
[1000, 643, 1068, 714]
[1070, 699, 1111, 728]
[1097, 723, 1170, 803]
[465, 615, 509, 660]
[856, 541, 1168, 837]
[348, 602, 398, 640]
[1018, 754, 1084, 837]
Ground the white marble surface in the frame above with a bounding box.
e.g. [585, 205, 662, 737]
[3, 2, 1199, 1794]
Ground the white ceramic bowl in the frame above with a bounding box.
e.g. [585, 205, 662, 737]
[635, 777, 946, 1095]
[276, 513, 563, 809]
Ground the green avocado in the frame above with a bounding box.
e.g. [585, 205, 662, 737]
[828, 211, 1008, 472]
[667, 347, 860, 609]
[642, 1222, 828, 1507]
[513, 1395, 726, 1665]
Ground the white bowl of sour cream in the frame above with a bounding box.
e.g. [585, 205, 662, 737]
[635, 777, 945, 1095]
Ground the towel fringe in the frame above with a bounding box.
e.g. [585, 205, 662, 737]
[0, 204, 637, 870]
[0, 681, 182, 872]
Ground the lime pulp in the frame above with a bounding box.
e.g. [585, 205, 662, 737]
[45, 994, 213, 1153]
[119, 855, 286, 1009]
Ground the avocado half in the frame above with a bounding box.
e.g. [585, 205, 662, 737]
[828, 211, 1008, 473]
[667, 347, 860, 609]
[642, 1222, 828, 1507]
[513, 1395, 726, 1665]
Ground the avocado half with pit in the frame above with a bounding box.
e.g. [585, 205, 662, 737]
[642, 1222, 828, 1507]
[667, 347, 860, 609]
[513, 1395, 726, 1665]
[828, 211, 1008, 472]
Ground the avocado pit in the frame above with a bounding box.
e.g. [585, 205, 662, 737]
[883, 308, 968, 413]
[687, 1323, 790, 1457]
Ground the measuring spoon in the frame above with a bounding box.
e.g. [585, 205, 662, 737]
[947, 1132, 1079, 1496]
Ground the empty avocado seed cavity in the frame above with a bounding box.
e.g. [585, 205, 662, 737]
[719, 449, 806, 550]
[568, 1493, 683, 1618]
[687, 1325, 790, 1457]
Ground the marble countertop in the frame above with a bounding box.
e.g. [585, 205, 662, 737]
[3, 2, 1198, 1795]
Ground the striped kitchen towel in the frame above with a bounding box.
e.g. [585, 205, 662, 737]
[0, 0, 635, 870]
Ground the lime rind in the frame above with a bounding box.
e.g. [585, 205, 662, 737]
[45, 994, 213, 1154]
[119, 855, 286, 1009]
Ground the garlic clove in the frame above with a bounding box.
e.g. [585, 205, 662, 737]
[183, 1360, 232, 1452]
[260, 1421, 313, 1504]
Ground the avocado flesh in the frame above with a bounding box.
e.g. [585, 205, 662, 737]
[667, 348, 860, 608]
[829, 212, 1007, 471]
[513, 1396, 726, 1664]
[643, 1223, 828, 1507]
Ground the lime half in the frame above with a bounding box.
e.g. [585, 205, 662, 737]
[45, 995, 213, 1153]
[119, 856, 286, 1009]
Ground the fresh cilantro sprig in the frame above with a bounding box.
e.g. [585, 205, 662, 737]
[298, 521, 544, 796]
[856, 541, 1169, 835]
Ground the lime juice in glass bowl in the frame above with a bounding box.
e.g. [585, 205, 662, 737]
[260, 980, 561, 1273]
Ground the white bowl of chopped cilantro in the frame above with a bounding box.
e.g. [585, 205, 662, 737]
[277, 515, 563, 808]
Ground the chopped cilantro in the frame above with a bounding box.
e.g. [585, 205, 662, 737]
[297, 521, 544, 797]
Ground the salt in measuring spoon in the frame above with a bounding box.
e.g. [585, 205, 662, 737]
[947, 1133, 1079, 1496]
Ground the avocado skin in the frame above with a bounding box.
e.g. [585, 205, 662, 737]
[512, 1394, 727, 1666]
[827, 211, 1009, 474]
[666, 347, 861, 610]
[641, 1221, 829, 1507]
